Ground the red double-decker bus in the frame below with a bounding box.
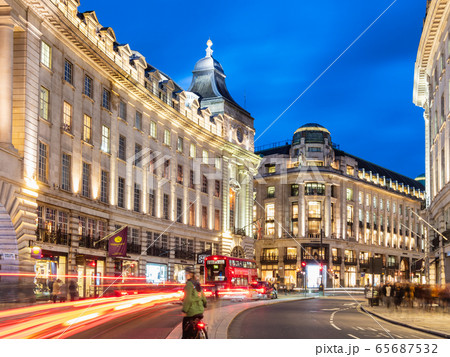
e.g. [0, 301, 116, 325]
[204, 255, 258, 290]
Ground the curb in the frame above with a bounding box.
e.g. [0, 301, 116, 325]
[360, 306, 450, 339]
[226, 297, 315, 339]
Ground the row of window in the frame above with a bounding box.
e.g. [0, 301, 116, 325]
[265, 184, 415, 217]
[38, 141, 221, 197]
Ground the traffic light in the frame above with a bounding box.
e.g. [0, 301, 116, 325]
[301, 261, 306, 272]
[319, 264, 323, 272]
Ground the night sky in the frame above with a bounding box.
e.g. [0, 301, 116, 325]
[80, 0, 427, 179]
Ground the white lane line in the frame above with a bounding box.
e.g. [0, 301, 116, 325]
[356, 326, 365, 331]
[343, 303, 356, 306]
[348, 334, 360, 339]
[322, 308, 340, 311]
[367, 327, 377, 331]
[331, 322, 341, 330]
[378, 333, 389, 338]
[394, 334, 403, 339]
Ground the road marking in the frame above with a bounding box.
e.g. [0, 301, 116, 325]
[378, 333, 389, 338]
[367, 327, 377, 331]
[394, 334, 403, 339]
[343, 303, 356, 306]
[356, 326, 365, 331]
[347, 334, 360, 339]
[331, 322, 341, 330]
[321, 308, 340, 311]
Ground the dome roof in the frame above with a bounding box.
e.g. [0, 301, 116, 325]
[294, 123, 330, 134]
[193, 56, 225, 74]
[188, 39, 237, 105]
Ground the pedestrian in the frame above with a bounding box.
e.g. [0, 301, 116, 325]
[69, 280, 78, 301]
[59, 281, 67, 303]
[52, 279, 61, 303]
[385, 283, 392, 308]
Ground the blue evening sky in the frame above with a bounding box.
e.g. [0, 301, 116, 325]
[80, 0, 426, 179]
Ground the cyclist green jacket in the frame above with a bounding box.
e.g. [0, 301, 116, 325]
[182, 279, 207, 317]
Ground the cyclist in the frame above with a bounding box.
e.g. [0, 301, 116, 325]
[182, 266, 207, 339]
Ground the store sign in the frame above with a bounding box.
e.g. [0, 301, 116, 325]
[197, 249, 212, 265]
[108, 226, 128, 257]
[31, 247, 42, 259]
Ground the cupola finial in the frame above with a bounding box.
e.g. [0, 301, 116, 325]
[206, 38, 213, 57]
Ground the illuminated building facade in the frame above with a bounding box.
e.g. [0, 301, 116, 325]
[0, 0, 259, 300]
[254, 124, 426, 289]
[413, 0, 450, 285]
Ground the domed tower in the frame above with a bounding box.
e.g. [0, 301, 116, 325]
[290, 123, 334, 167]
[188, 40, 255, 148]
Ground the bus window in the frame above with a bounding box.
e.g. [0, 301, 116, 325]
[206, 262, 227, 281]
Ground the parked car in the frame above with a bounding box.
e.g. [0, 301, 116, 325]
[249, 281, 277, 299]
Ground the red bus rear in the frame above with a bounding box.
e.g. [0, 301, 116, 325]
[204, 255, 257, 290]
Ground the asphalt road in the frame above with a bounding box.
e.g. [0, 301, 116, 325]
[227, 296, 440, 339]
[66, 299, 231, 339]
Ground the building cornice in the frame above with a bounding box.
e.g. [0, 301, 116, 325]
[25, 0, 258, 162]
[413, 0, 449, 108]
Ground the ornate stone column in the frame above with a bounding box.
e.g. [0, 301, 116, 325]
[0, 6, 14, 150]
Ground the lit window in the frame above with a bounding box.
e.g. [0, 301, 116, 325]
[41, 41, 51, 68]
[117, 177, 125, 208]
[39, 87, 50, 121]
[150, 121, 157, 138]
[38, 142, 48, 182]
[164, 129, 171, 146]
[265, 203, 275, 235]
[134, 143, 142, 167]
[83, 114, 92, 143]
[101, 125, 110, 153]
[62, 101, 72, 132]
[267, 186, 275, 198]
[202, 150, 208, 164]
[346, 188, 353, 201]
[177, 136, 184, 152]
[189, 143, 196, 158]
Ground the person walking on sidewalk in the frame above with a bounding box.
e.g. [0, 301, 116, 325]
[182, 267, 207, 339]
[385, 283, 392, 308]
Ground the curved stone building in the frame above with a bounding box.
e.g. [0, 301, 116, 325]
[0, 0, 260, 300]
[254, 124, 425, 289]
[413, 0, 450, 284]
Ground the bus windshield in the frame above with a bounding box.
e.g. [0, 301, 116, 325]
[206, 260, 227, 282]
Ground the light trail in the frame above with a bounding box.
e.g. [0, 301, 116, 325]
[0, 291, 183, 339]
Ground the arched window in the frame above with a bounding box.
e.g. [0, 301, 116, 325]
[231, 246, 245, 258]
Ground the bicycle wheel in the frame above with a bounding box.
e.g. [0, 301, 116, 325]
[197, 329, 208, 339]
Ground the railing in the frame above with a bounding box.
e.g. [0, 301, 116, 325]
[260, 255, 278, 264]
[127, 243, 142, 254]
[283, 255, 297, 263]
[359, 259, 370, 268]
[255, 139, 292, 152]
[78, 235, 107, 250]
[146, 246, 169, 257]
[332, 256, 342, 264]
[174, 249, 195, 260]
[387, 263, 399, 269]
[36, 228, 70, 246]
[308, 233, 322, 239]
[344, 257, 357, 265]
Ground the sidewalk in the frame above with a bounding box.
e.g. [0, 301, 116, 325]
[166, 295, 313, 339]
[362, 303, 450, 338]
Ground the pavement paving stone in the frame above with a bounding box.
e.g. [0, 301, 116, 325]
[362, 303, 450, 338]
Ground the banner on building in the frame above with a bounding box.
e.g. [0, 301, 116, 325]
[108, 226, 128, 257]
[197, 249, 212, 265]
